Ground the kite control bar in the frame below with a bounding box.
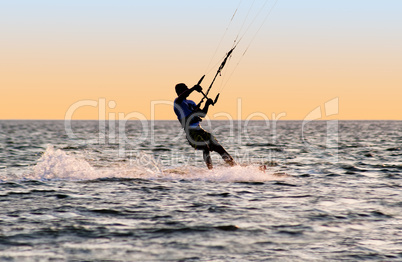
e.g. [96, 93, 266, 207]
[195, 75, 220, 106]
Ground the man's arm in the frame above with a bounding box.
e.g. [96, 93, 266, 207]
[176, 85, 202, 104]
[198, 99, 214, 118]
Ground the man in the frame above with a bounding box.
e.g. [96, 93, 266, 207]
[173, 83, 236, 169]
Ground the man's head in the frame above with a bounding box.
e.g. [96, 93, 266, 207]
[175, 83, 188, 96]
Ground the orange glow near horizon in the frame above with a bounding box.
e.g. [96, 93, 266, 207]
[1, 1, 401, 120]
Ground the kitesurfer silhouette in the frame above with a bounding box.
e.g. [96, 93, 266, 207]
[173, 83, 236, 169]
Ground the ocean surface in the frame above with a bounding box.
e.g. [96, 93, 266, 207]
[0, 120, 401, 261]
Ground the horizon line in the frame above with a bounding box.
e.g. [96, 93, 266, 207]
[1, 119, 402, 121]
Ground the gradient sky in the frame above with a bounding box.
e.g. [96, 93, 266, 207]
[1, 0, 401, 120]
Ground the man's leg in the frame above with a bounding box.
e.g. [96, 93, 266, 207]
[212, 144, 236, 167]
[203, 149, 213, 169]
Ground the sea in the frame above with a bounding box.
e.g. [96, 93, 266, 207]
[0, 120, 401, 261]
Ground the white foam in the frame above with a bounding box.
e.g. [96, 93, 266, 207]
[28, 146, 99, 180]
[25, 146, 285, 183]
[161, 165, 282, 182]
